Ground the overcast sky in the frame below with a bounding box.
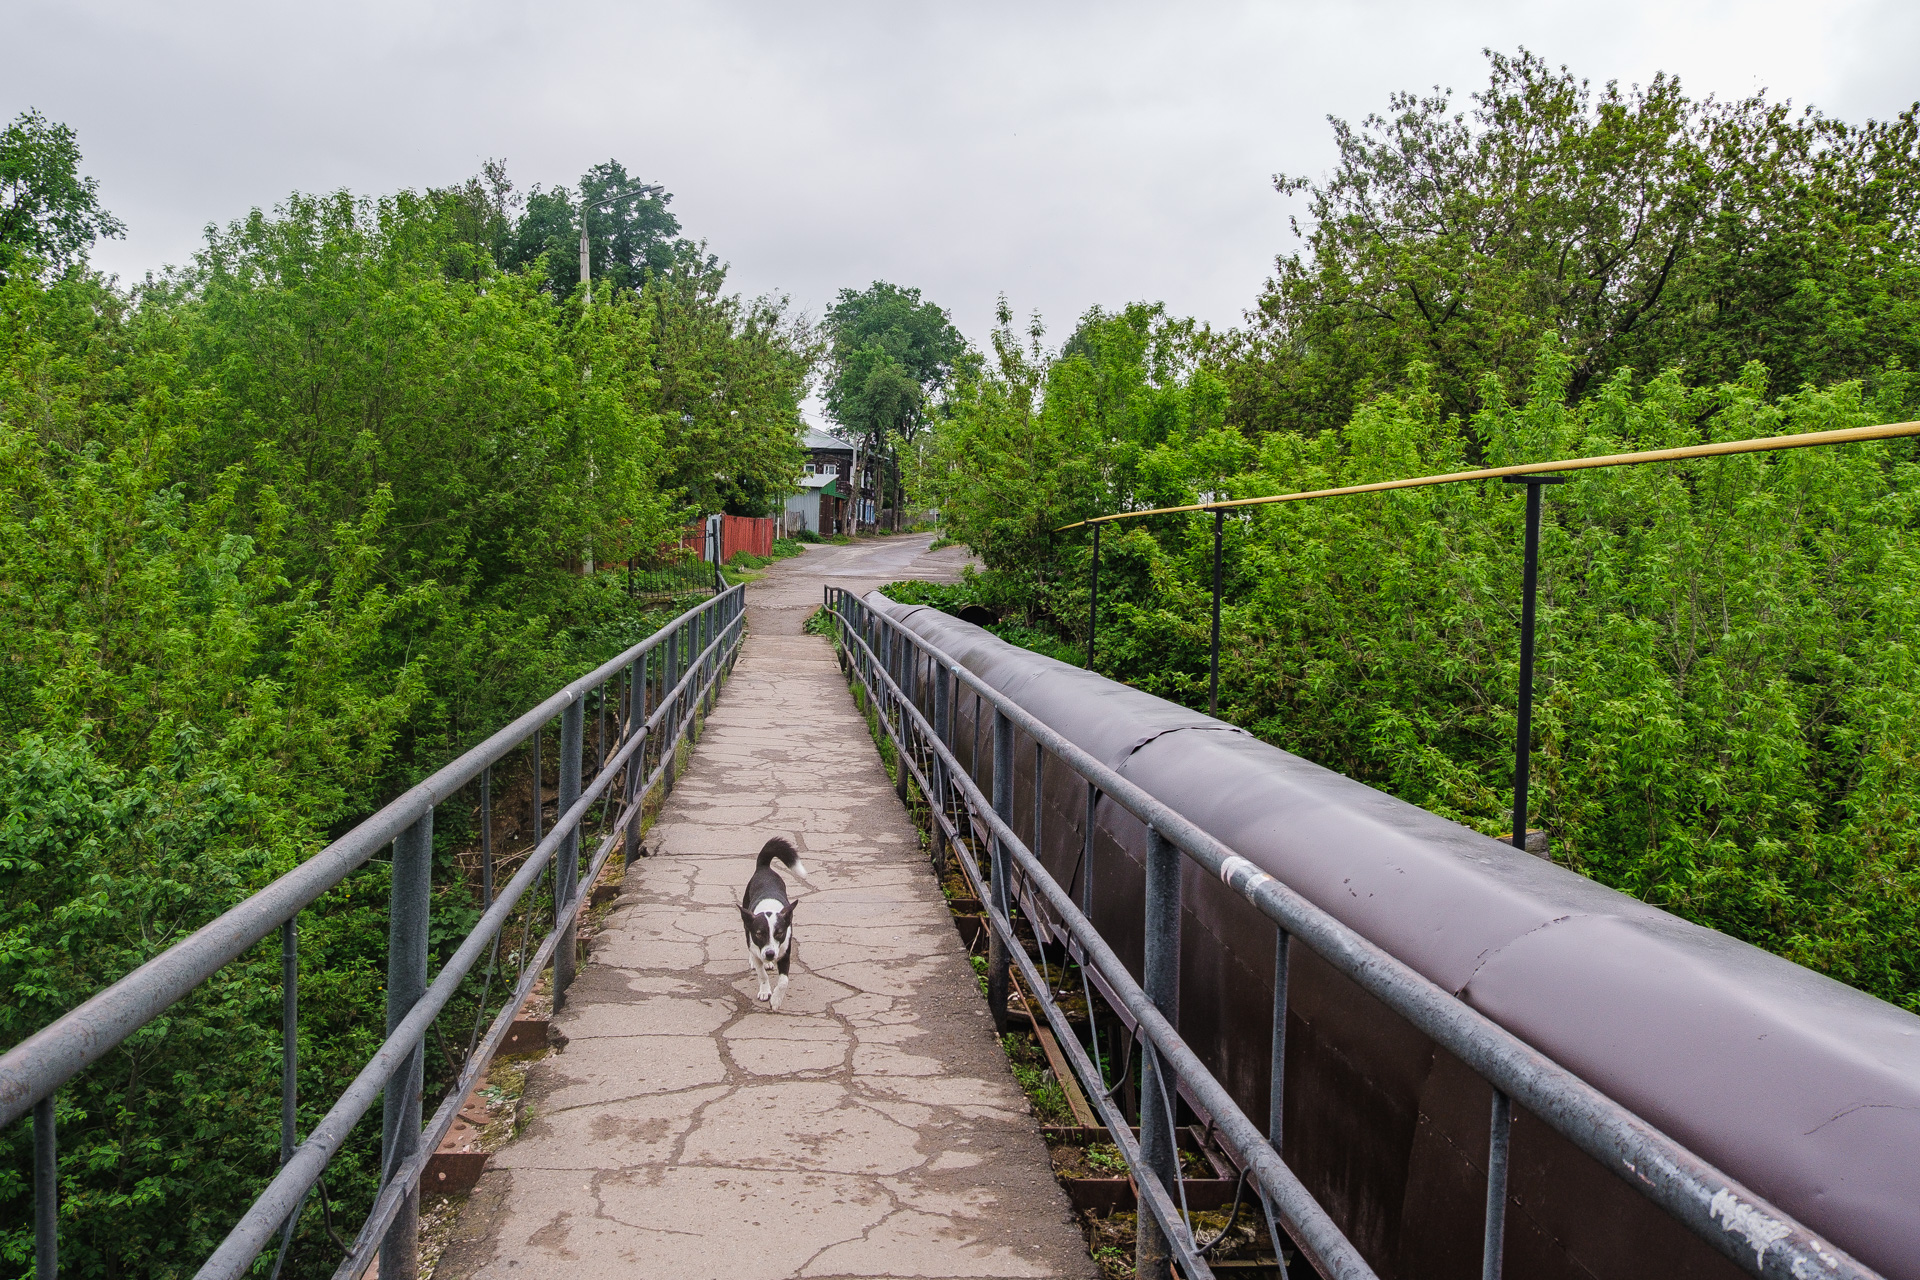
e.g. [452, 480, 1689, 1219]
[10, 0, 1917, 370]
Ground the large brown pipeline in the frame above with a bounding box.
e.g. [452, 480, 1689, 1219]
[872, 592, 1920, 1280]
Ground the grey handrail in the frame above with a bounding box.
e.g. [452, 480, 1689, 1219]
[827, 587, 1881, 1280]
[3, 583, 747, 1279]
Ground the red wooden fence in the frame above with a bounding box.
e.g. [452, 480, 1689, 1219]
[720, 514, 774, 559]
[677, 515, 776, 562]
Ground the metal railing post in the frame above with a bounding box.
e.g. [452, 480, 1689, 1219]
[1505, 475, 1564, 850]
[625, 655, 645, 856]
[1271, 926, 1289, 1151]
[1137, 823, 1183, 1280]
[932, 659, 952, 869]
[662, 629, 679, 798]
[892, 627, 910, 806]
[1484, 1090, 1513, 1280]
[281, 919, 298, 1165]
[555, 698, 583, 1007]
[1087, 521, 1100, 669]
[380, 809, 432, 1280]
[1209, 508, 1224, 716]
[530, 728, 542, 847]
[988, 708, 1013, 1034]
[705, 603, 717, 713]
[481, 768, 493, 910]
[33, 1095, 55, 1280]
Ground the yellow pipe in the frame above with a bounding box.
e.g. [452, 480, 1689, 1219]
[1053, 419, 1920, 532]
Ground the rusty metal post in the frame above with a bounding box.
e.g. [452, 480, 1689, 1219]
[380, 809, 431, 1280]
[555, 699, 582, 1007]
[1136, 824, 1182, 1280]
[988, 708, 1013, 1034]
[1484, 1090, 1513, 1280]
[1087, 522, 1101, 669]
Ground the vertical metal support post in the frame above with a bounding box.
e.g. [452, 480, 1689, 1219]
[907, 638, 921, 807]
[1080, 779, 1103, 1085]
[1136, 824, 1182, 1280]
[987, 708, 1013, 1034]
[1032, 741, 1044, 875]
[893, 626, 910, 807]
[1209, 508, 1225, 717]
[696, 607, 708, 715]
[625, 657, 645, 855]
[707, 602, 719, 711]
[381, 809, 432, 1280]
[1483, 1090, 1512, 1280]
[1504, 476, 1564, 850]
[555, 698, 583, 1007]
[663, 631, 678, 798]
[480, 768, 493, 910]
[33, 1094, 55, 1280]
[932, 661, 952, 869]
[281, 918, 298, 1163]
[530, 729, 543, 847]
[1087, 522, 1101, 670]
[1080, 782, 1098, 918]
[1270, 926, 1289, 1149]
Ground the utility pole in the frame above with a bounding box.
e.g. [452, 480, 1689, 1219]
[578, 180, 664, 307]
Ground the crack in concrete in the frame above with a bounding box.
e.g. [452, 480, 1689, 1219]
[434, 537, 1092, 1280]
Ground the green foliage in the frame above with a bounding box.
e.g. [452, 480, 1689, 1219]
[824, 281, 967, 526]
[932, 344, 1920, 1011]
[914, 299, 1235, 581]
[0, 133, 812, 1274]
[912, 53, 1920, 1015]
[1236, 49, 1920, 436]
[646, 247, 817, 516]
[997, 1032, 1073, 1125]
[498, 159, 681, 299]
[0, 110, 125, 278]
[824, 280, 967, 441]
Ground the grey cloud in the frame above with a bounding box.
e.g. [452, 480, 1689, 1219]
[8, 0, 1916, 351]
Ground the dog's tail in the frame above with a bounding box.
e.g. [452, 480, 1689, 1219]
[755, 836, 812, 883]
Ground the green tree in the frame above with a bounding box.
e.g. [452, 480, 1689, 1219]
[645, 244, 818, 516]
[0, 109, 125, 278]
[1236, 50, 1920, 439]
[502, 160, 681, 299]
[0, 174, 717, 1275]
[825, 281, 967, 527]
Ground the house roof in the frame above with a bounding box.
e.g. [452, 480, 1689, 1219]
[798, 473, 840, 494]
[802, 426, 851, 452]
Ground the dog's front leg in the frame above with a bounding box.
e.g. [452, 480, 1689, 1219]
[770, 949, 791, 1012]
[745, 938, 770, 1002]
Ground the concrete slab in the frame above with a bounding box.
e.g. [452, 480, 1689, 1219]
[438, 536, 1093, 1280]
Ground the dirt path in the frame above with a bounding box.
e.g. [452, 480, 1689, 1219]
[438, 536, 1094, 1280]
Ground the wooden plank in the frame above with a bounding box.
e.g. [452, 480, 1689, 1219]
[1012, 971, 1099, 1127]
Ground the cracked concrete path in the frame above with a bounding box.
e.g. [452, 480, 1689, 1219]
[440, 536, 1095, 1280]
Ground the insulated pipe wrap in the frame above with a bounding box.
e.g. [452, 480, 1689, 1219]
[871, 592, 1920, 1280]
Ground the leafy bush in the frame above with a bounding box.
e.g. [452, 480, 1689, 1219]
[0, 172, 810, 1273]
[927, 347, 1920, 1011]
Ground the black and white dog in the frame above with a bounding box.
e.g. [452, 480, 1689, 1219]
[739, 837, 811, 1010]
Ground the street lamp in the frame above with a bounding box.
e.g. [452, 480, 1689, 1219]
[579, 181, 664, 306]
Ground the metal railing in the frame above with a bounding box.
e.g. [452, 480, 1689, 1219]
[1060, 417, 1920, 851]
[0, 584, 746, 1280]
[824, 586, 1883, 1280]
[626, 556, 724, 600]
